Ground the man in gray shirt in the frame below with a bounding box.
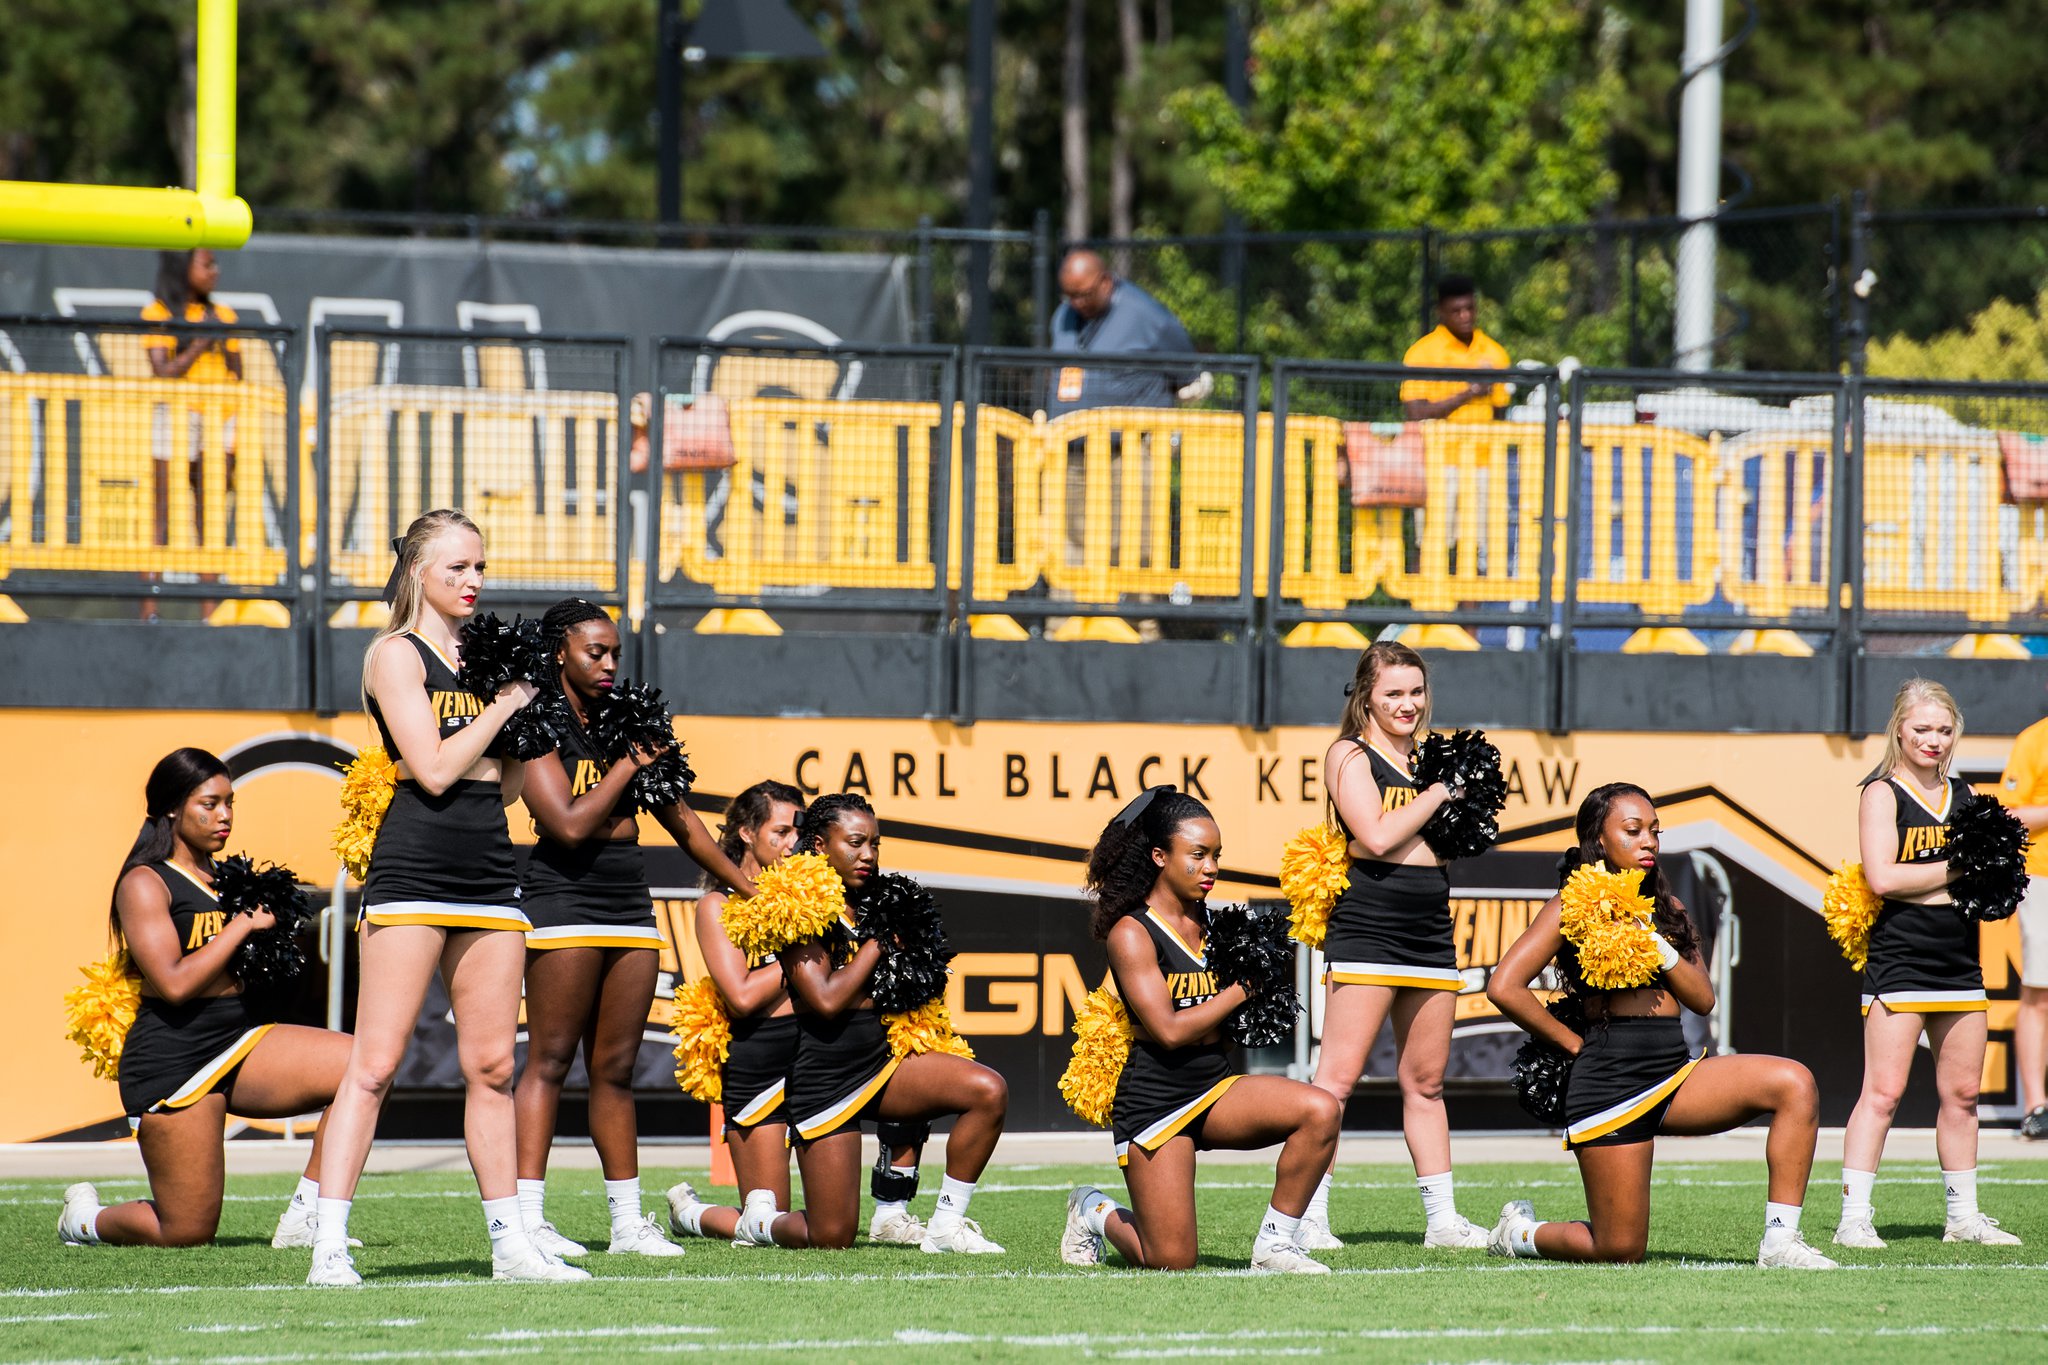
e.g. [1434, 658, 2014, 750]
[1047, 250, 1208, 416]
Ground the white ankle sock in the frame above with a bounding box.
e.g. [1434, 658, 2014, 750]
[1508, 1219, 1541, 1258]
[1762, 1201, 1802, 1245]
[289, 1176, 319, 1213]
[483, 1196, 524, 1251]
[1416, 1171, 1459, 1229]
[673, 1199, 708, 1237]
[1943, 1168, 1979, 1222]
[739, 1188, 779, 1243]
[1840, 1168, 1876, 1222]
[313, 1197, 352, 1252]
[516, 1178, 547, 1230]
[1305, 1172, 1333, 1225]
[604, 1177, 642, 1234]
[1082, 1191, 1122, 1237]
[1255, 1204, 1302, 1250]
[930, 1175, 975, 1227]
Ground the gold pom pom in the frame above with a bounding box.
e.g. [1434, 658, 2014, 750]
[1280, 823, 1351, 948]
[1823, 862, 1881, 971]
[332, 745, 397, 881]
[669, 976, 731, 1102]
[1558, 862, 1664, 990]
[1058, 987, 1133, 1128]
[63, 952, 140, 1081]
[885, 998, 976, 1059]
[720, 852, 846, 958]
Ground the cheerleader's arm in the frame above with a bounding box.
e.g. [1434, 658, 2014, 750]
[1106, 915, 1247, 1049]
[1486, 899, 1581, 1055]
[1858, 780, 1951, 901]
[695, 890, 785, 1014]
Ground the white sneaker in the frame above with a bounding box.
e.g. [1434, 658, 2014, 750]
[665, 1180, 705, 1238]
[1487, 1199, 1538, 1258]
[608, 1213, 685, 1257]
[1295, 1212, 1343, 1251]
[307, 1245, 363, 1288]
[58, 1183, 101, 1246]
[1832, 1216, 1887, 1250]
[527, 1220, 588, 1259]
[1061, 1186, 1105, 1267]
[732, 1191, 780, 1248]
[1422, 1214, 1490, 1250]
[1943, 1212, 2023, 1246]
[920, 1217, 1005, 1254]
[271, 1206, 363, 1250]
[869, 1207, 928, 1245]
[491, 1241, 592, 1282]
[1758, 1232, 1839, 1268]
[1250, 1239, 1332, 1275]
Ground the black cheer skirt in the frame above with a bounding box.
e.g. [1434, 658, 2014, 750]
[723, 1013, 799, 1131]
[1862, 900, 1987, 1015]
[788, 1008, 898, 1143]
[1324, 859, 1459, 990]
[1562, 1016, 1701, 1149]
[119, 994, 275, 1119]
[361, 780, 527, 931]
[522, 838, 659, 950]
[1110, 1040, 1241, 1167]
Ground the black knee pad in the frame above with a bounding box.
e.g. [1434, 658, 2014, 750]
[870, 1120, 930, 1201]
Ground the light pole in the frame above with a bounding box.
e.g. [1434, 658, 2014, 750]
[655, 0, 825, 225]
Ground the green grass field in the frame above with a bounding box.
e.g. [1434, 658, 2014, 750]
[5, 1160, 2046, 1363]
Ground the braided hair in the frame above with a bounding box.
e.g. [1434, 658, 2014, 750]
[1555, 782, 1701, 996]
[1083, 788, 1217, 940]
[800, 792, 875, 853]
[704, 779, 806, 891]
[539, 598, 612, 683]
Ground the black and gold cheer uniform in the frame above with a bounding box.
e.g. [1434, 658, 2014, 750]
[522, 709, 660, 951]
[1555, 922, 1703, 1150]
[361, 632, 526, 932]
[118, 861, 275, 1120]
[1325, 739, 1459, 991]
[722, 944, 797, 1132]
[1863, 774, 1987, 1015]
[1110, 908, 1242, 1167]
[788, 915, 897, 1143]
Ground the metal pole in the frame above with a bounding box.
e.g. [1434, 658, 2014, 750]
[1224, 4, 1251, 353]
[1673, 0, 1725, 371]
[656, 0, 682, 224]
[965, 0, 996, 345]
[1031, 208, 1053, 349]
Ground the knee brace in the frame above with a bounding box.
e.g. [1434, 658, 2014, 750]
[871, 1121, 929, 1201]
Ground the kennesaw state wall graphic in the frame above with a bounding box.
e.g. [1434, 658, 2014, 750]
[8, 711, 2029, 1141]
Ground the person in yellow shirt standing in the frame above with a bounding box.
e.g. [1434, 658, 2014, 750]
[141, 249, 242, 620]
[1999, 713, 2048, 1139]
[1400, 275, 1509, 423]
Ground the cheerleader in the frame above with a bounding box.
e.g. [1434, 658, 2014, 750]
[58, 749, 354, 1250]
[1060, 788, 1340, 1274]
[1485, 783, 1836, 1267]
[734, 793, 1009, 1253]
[510, 599, 754, 1259]
[309, 510, 585, 1286]
[1299, 642, 1483, 1249]
[1835, 679, 2020, 1248]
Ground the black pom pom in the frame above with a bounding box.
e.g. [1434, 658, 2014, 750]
[588, 681, 696, 809]
[853, 872, 952, 1012]
[1511, 995, 1586, 1126]
[498, 688, 574, 762]
[213, 855, 314, 1002]
[455, 613, 548, 700]
[1947, 792, 2031, 923]
[1414, 728, 1509, 861]
[1205, 902, 1302, 1047]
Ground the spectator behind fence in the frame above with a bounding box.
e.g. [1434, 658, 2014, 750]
[1047, 250, 1211, 417]
[1997, 703, 2048, 1141]
[141, 248, 241, 619]
[1400, 274, 1508, 422]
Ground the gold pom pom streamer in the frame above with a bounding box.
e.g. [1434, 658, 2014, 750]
[1280, 823, 1350, 949]
[720, 852, 847, 959]
[885, 998, 975, 1059]
[332, 745, 397, 881]
[1822, 862, 1881, 971]
[1058, 987, 1133, 1128]
[63, 952, 140, 1080]
[670, 976, 731, 1102]
[1558, 862, 1664, 991]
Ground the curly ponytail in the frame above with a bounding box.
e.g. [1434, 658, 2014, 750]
[1083, 788, 1216, 940]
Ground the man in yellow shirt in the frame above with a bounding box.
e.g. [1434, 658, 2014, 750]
[1400, 275, 1509, 422]
[1998, 713, 2048, 1139]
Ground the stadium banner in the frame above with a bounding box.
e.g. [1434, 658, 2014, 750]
[8, 710, 2028, 1142]
[0, 235, 914, 376]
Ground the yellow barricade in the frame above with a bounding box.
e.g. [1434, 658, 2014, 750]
[1038, 406, 1262, 604]
[0, 374, 286, 583]
[662, 397, 946, 595]
[1567, 424, 1719, 617]
[1270, 412, 1387, 611]
[1862, 432, 2014, 622]
[1372, 422, 1559, 614]
[326, 385, 619, 593]
[1714, 429, 1833, 618]
[954, 404, 1044, 598]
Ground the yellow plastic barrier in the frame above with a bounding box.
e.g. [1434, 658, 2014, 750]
[1270, 412, 1385, 611]
[1862, 432, 2014, 622]
[0, 374, 286, 582]
[1714, 429, 1833, 618]
[954, 404, 1044, 598]
[1374, 422, 1560, 614]
[326, 385, 620, 593]
[1567, 424, 1719, 617]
